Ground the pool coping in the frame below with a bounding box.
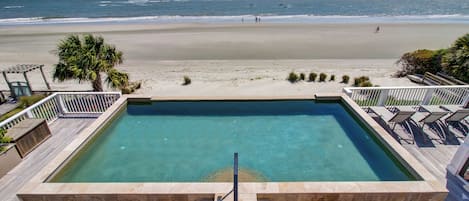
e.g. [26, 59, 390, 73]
[17, 94, 448, 200]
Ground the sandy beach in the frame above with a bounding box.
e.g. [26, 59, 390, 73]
[0, 23, 468, 96]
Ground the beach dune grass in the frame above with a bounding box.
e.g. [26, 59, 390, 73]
[183, 76, 191, 85]
[342, 75, 350, 84]
[309, 73, 317, 82]
[288, 72, 299, 83]
[319, 73, 327, 82]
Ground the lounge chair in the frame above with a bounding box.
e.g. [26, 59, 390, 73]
[441, 108, 469, 135]
[410, 108, 449, 142]
[443, 108, 469, 124]
[411, 111, 449, 128]
[369, 106, 415, 130]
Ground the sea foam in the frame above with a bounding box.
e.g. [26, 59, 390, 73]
[0, 14, 468, 26]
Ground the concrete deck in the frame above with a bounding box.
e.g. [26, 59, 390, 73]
[0, 102, 18, 116]
[0, 118, 95, 201]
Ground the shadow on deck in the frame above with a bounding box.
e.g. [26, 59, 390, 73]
[367, 111, 467, 200]
[0, 118, 95, 201]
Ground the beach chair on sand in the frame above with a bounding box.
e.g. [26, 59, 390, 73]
[369, 106, 415, 130]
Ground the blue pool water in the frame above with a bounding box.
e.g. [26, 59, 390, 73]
[52, 100, 415, 182]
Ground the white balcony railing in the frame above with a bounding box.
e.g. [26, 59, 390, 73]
[343, 85, 469, 107]
[0, 92, 121, 130]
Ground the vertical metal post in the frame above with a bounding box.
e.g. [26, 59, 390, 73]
[377, 89, 389, 106]
[23, 72, 33, 95]
[39, 65, 51, 90]
[233, 152, 238, 201]
[422, 88, 435, 105]
[2, 71, 13, 98]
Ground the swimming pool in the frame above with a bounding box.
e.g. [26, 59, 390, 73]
[51, 100, 414, 182]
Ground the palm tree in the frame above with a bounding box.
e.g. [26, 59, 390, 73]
[53, 34, 126, 91]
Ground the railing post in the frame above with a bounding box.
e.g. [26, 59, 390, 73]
[377, 89, 389, 106]
[342, 88, 353, 97]
[55, 94, 67, 114]
[25, 110, 33, 118]
[421, 88, 435, 105]
[463, 93, 469, 108]
[447, 135, 469, 175]
[233, 152, 238, 201]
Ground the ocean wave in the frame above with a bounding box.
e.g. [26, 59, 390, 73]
[1, 14, 469, 25]
[3, 5, 24, 9]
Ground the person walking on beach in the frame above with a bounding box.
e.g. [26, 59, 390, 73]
[375, 26, 380, 33]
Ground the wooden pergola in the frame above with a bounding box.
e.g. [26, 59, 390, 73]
[2, 64, 51, 97]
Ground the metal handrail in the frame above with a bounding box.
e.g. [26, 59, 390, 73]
[234, 152, 238, 201]
[343, 85, 469, 107]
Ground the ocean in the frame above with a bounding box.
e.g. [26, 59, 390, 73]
[1, 0, 469, 25]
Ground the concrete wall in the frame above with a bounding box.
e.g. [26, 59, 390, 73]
[0, 144, 21, 178]
[19, 194, 214, 201]
[258, 192, 447, 201]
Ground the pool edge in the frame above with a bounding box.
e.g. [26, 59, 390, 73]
[17, 94, 448, 201]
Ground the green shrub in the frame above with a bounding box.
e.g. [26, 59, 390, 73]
[120, 81, 141, 94]
[0, 128, 11, 144]
[287, 72, 299, 83]
[442, 34, 469, 83]
[121, 87, 133, 94]
[342, 75, 350, 84]
[319, 73, 327, 82]
[299, 73, 305, 81]
[19, 94, 46, 108]
[396, 49, 444, 77]
[0, 128, 11, 153]
[360, 81, 373, 87]
[131, 81, 142, 89]
[183, 76, 191, 85]
[0, 108, 23, 122]
[308, 72, 317, 82]
[330, 75, 335, 81]
[354, 76, 370, 86]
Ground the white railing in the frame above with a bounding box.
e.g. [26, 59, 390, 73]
[343, 85, 469, 107]
[0, 92, 121, 130]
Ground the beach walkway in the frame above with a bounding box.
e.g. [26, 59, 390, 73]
[0, 118, 94, 201]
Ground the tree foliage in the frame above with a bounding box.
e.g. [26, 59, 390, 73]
[442, 34, 469, 82]
[396, 33, 469, 83]
[54, 34, 126, 91]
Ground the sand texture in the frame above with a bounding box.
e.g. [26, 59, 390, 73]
[1, 23, 467, 96]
